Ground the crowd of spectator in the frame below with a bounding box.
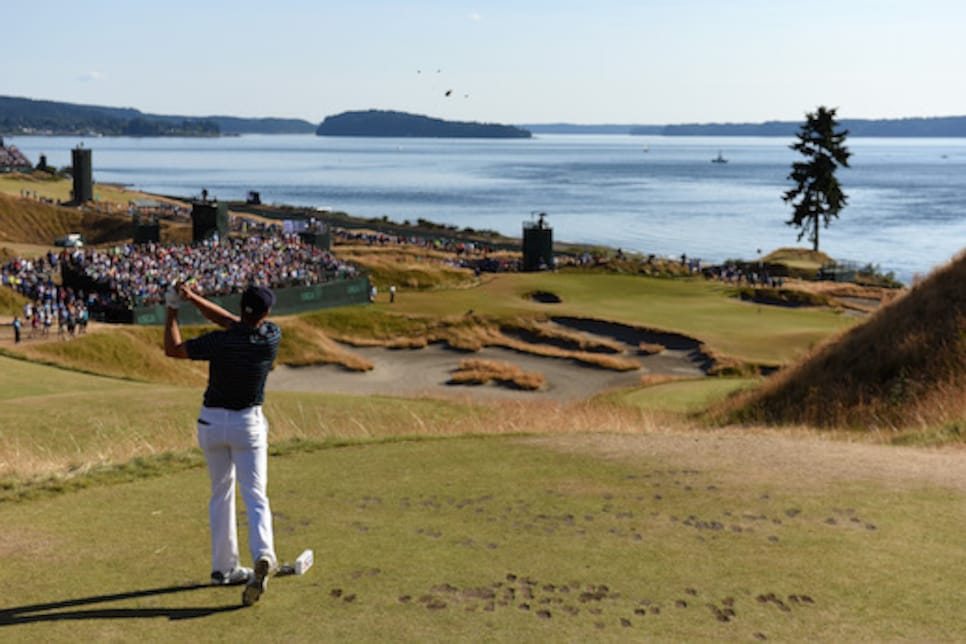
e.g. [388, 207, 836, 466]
[65, 234, 359, 308]
[2, 234, 361, 326]
[704, 262, 785, 288]
[334, 227, 499, 257]
[2, 252, 91, 340]
[0, 139, 32, 171]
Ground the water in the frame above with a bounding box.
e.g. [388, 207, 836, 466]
[9, 133, 966, 284]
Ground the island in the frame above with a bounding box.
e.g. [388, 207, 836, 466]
[316, 110, 532, 139]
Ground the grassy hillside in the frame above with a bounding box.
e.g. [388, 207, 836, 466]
[5, 325, 209, 385]
[0, 284, 27, 316]
[722, 252, 966, 432]
[0, 192, 129, 245]
[0, 175, 192, 246]
[761, 247, 829, 275]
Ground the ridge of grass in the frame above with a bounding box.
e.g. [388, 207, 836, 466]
[720, 252, 966, 430]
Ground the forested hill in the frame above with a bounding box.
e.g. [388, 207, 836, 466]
[0, 96, 316, 136]
[316, 110, 532, 138]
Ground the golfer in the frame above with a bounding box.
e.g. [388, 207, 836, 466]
[164, 282, 281, 606]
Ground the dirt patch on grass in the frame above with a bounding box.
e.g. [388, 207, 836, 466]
[0, 526, 62, 559]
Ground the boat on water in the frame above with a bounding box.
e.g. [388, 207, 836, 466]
[711, 151, 728, 164]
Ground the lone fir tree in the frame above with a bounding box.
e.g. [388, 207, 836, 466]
[783, 106, 851, 252]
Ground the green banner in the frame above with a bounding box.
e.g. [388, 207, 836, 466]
[132, 276, 371, 325]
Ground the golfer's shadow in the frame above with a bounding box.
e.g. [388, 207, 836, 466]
[0, 583, 243, 626]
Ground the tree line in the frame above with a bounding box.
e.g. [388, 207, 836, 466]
[0, 96, 319, 136]
[0, 96, 219, 136]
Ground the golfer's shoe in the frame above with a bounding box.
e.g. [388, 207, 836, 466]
[211, 566, 253, 586]
[242, 557, 271, 606]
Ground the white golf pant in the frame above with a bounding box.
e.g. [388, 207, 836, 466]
[197, 405, 276, 575]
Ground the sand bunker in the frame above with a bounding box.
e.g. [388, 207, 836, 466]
[268, 318, 707, 401]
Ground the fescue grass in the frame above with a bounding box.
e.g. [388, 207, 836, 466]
[638, 341, 665, 355]
[0, 285, 28, 317]
[0, 182, 192, 248]
[449, 358, 546, 390]
[0, 352, 672, 488]
[502, 317, 626, 354]
[273, 317, 374, 370]
[5, 326, 209, 385]
[337, 245, 478, 291]
[3, 434, 966, 641]
[722, 252, 966, 431]
[0, 192, 129, 245]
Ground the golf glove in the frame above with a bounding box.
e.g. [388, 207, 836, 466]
[164, 288, 182, 310]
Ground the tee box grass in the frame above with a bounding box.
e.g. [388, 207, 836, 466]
[2, 436, 965, 641]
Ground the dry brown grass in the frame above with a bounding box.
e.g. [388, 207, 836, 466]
[0, 193, 127, 245]
[337, 246, 477, 291]
[385, 336, 430, 349]
[638, 341, 665, 355]
[700, 343, 759, 376]
[6, 324, 209, 386]
[471, 398, 680, 435]
[275, 317, 374, 371]
[780, 278, 904, 306]
[721, 252, 966, 430]
[0, 281, 28, 316]
[0, 191, 192, 247]
[449, 358, 546, 390]
[0, 386, 686, 483]
[502, 318, 626, 353]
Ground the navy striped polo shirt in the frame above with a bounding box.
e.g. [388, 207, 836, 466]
[185, 321, 281, 410]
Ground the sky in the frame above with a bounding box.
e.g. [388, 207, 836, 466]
[4, 0, 965, 125]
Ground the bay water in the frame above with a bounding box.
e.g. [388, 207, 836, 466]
[9, 133, 966, 284]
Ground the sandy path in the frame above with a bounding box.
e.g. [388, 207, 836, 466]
[268, 342, 705, 401]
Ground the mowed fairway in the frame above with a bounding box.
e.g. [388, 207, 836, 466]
[3, 434, 966, 641]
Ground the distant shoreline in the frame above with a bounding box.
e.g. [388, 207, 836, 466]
[525, 116, 966, 137]
[5, 95, 966, 138]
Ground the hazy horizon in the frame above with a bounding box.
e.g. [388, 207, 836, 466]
[4, 93, 965, 129]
